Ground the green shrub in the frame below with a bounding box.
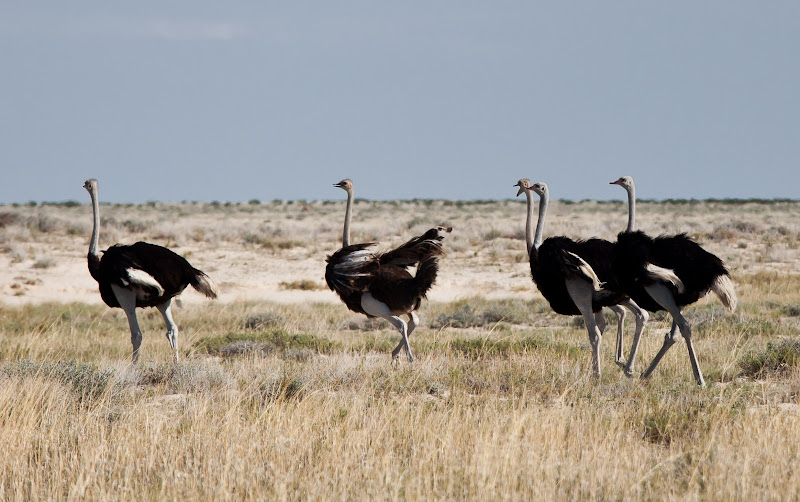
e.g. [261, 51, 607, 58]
[195, 329, 338, 357]
[739, 339, 800, 378]
[243, 312, 285, 330]
[430, 299, 530, 329]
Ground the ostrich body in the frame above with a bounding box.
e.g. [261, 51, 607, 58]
[516, 179, 647, 376]
[84, 179, 218, 364]
[325, 179, 451, 363]
[611, 176, 737, 386]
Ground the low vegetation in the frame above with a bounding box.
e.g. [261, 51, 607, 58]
[279, 279, 324, 291]
[1, 199, 800, 498]
[195, 328, 339, 356]
[0, 270, 799, 499]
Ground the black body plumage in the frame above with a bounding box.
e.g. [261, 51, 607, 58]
[530, 236, 628, 315]
[614, 231, 730, 312]
[88, 241, 214, 309]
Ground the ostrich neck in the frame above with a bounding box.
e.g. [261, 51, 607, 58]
[533, 190, 547, 250]
[625, 185, 636, 232]
[523, 190, 534, 254]
[342, 189, 353, 247]
[88, 188, 100, 258]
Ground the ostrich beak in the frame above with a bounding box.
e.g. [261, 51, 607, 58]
[610, 180, 620, 185]
[516, 186, 524, 197]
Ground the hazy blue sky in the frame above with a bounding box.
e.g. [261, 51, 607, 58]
[1, 2, 798, 203]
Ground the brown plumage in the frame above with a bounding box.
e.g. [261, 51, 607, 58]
[326, 227, 449, 316]
[325, 179, 451, 363]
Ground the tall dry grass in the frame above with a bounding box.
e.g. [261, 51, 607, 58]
[2, 199, 800, 499]
[1, 267, 800, 500]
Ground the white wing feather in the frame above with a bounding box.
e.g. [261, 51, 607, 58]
[125, 268, 165, 296]
[645, 263, 685, 293]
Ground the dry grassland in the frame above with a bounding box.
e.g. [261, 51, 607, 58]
[1, 198, 800, 500]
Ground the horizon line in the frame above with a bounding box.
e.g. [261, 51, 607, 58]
[3, 197, 800, 207]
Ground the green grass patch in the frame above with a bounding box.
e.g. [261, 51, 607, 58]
[694, 314, 778, 338]
[739, 338, 800, 378]
[429, 298, 538, 329]
[195, 329, 339, 357]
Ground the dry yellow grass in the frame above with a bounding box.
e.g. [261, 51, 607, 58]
[1, 199, 800, 500]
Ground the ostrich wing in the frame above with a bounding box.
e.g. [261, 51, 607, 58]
[325, 243, 379, 294]
[378, 228, 446, 268]
[561, 250, 604, 291]
[101, 244, 174, 296]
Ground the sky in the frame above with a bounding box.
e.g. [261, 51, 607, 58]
[1, 2, 798, 203]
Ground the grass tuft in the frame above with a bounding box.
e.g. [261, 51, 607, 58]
[429, 298, 532, 329]
[243, 312, 285, 330]
[1, 359, 113, 401]
[259, 373, 306, 404]
[279, 279, 323, 291]
[135, 362, 225, 392]
[449, 336, 543, 359]
[739, 338, 800, 378]
[195, 329, 339, 357]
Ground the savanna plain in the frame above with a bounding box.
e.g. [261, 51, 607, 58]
[2, 196, 800, 500]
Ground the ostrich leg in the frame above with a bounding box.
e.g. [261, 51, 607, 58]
[642, 283, 705, 387]
[157, 299, 179, 363]
[361, 293, 414, 363]
[566, 278, 604, 377]
[111, 285, 143, 365]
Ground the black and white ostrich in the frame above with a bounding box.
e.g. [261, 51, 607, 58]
[325, 179, 451, 363]
[515, 179, 647, 377]
[610, 176, 737, 386]
[83, 179, 218, 364]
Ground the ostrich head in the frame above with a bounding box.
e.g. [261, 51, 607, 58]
[333, 179, 354, 192]
[514, 178, 533, 196]
[83, 178, 98, 193]
[532, 181, 548, 198]
[433, 226, 453, 239]
[610, 176, 634, 190]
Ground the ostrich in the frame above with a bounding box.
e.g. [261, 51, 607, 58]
[515, 179, 647, 377]
[83, 178, 218, 364]
[610, 175, 737, 386]
[325, 179, 451, 363]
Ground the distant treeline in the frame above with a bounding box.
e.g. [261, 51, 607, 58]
[3, 197, 799, 207]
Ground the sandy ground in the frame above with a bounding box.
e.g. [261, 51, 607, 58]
[2, 198, 799, 308]
[0, 238, 537, 308]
